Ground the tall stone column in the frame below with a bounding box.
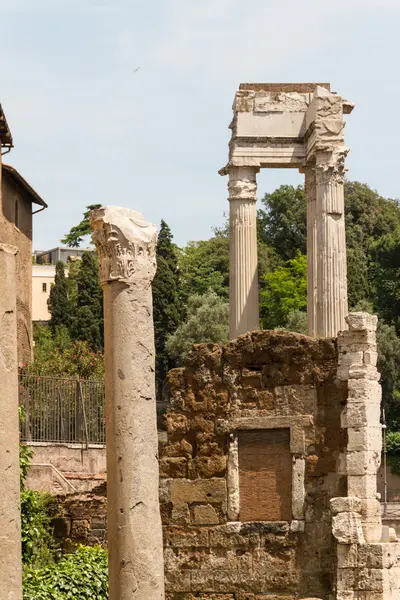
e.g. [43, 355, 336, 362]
[91, 207, 165, 600]
[315, 147, 349, 338]
[228, 166, 259, 339]
[304, 166, 317, 337]
[0, 243, 23, 600]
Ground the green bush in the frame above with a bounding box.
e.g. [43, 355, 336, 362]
[23, 545, 108, 600]
[21, 489, 58, 568]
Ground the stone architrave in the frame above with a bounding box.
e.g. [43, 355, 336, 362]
[0, 243, 23, 600]
[91, 207, 165, 600]
[227, 166, 260, 339]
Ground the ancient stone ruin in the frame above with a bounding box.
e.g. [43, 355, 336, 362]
[220, 83, 353, 340]
[160, 313, 400, 599]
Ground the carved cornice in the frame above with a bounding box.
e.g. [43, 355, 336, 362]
[90, 206, 157, 285]
[315, 146, 349, 185]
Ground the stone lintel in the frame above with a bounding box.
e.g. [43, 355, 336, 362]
[216, 415, 312, 454]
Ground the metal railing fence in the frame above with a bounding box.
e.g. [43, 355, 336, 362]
[19, 374, 105, 446]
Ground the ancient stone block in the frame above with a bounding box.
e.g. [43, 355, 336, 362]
[193, 504, 220, 525]
[71, 519, 89, 540]
[346, 312, 378, 332]
[330, 497, 361, 515]
[160, 457, 188, 478]
[347, 475, 378, 499]
[170, 478, 227, 513]
[332, 512, 365, 544]
[341, 402, 381, 429]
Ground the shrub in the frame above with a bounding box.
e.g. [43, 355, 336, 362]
[23, 545, 108, 600]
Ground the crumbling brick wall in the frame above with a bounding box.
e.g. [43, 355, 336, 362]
[53, 483, 107, 550]
[161, 330, 348, 600]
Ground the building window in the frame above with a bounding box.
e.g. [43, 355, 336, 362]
[42, 283, 47, 293]
[238, 428, 292, 521]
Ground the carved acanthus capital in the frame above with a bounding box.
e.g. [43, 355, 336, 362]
[228, 166, 257, 201]
[90, 206, 157, 285]
[315, 146, 349, 185]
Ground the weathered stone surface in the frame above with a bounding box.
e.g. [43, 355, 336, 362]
[91, 207, 165, 600]
[0, 244, 23, 600]
[192, 504, 220, 525]
[332, 512, 365, 544]
[331, 497, 362, 515]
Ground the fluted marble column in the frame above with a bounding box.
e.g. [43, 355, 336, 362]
[304, 166, 317, 337]
[315, 148, 349, 338]
[228, 166, 259, 339]
[0, 243, 23, 600]
[91, 207, 165, 600]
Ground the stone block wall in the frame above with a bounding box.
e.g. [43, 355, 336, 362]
[161, 330, 348, 600]
[53, 483, 107, 550]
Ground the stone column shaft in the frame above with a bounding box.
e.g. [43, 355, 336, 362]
[305, 167, 317, 337]
[91, 207, 165, 600]
[228, 166, 259, 339]
[314, 149, 348, 338]
[0, 243, 23, 600]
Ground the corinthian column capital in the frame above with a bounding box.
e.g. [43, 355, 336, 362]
[315, 146, 349, 186]
[90, 206, 157, 286]
[228, 166, 258, 201]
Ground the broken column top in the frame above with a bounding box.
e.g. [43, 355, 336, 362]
[90, 206, 157, 285]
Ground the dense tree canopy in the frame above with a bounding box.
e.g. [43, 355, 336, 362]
[153, 220, 181, 398]
[48, 261, 73, 334]
[166, 290, 228, 364]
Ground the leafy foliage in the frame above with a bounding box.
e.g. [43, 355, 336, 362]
[166, 290, 228, 364]
[179, 236, 230, 301]
[61, 204, 102, 248]
[257, 185, 306, 260]
[23, 545, 108, 600]
[260, 253, 307, 330]
[29, 327, 104, 379]
[70, 252, 103, 352]
[48, 262, 73, 335]
[153, 221, 181, 398]
[20, 442, 58, 569]
[21, 490, 57, 568]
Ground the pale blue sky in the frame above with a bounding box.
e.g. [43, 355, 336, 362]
[1, 0, 399, 250]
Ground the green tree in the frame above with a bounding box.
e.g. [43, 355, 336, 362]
[179, 236, 230, 301]
[48, 262, 73, 334]
[72, 252, 103, 351]
[372, 228, 400, 329]
[166, 290, 229, 364]
[257, 185, 307, 260]
[61, 204, 102, 248]
[377, 322, 400, 430]
[260, 252, 307, 330]
[152, 220, 181, 397]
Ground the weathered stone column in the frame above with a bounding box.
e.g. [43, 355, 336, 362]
[315, 147, 349, 338]
[304, 166, 317, 337]
[91, 207, 165, 600]
[228, 166, 259, 339]
[0, 243, 23, 600]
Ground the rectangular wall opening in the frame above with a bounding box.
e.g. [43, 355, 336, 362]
[238, 428, 292, 521]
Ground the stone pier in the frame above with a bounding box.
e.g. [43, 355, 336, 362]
[228, 165, 259, 339]
[0, 243, 23, 600]
[91, 207, 165, 600]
